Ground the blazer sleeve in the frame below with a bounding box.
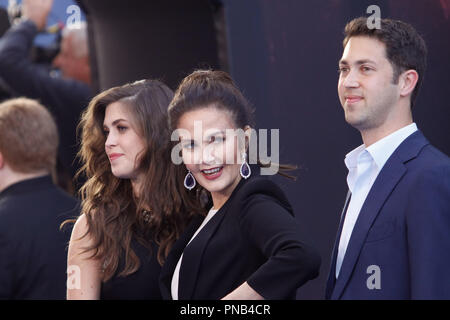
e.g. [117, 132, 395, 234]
[0, 223, 14, 298]
[239, 194, 321, 299]
[406, 163, 450, 299]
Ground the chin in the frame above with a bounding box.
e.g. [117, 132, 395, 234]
[346, 120, 365, 130]
[111, 169, 134, 180]
[345, 112, 366, 128]
[198, 176, 231, 193]
[198, 180, 223, 193]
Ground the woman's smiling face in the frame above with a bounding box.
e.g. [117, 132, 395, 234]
[178, 105, 247, 206]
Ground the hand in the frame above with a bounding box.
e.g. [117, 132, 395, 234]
[221, 282, 264, 300]
[22, 0, 54, 31]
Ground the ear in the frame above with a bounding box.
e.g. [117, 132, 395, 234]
[399, 69, 419, 98]
[0, 151, 4, 170]
[243, 125, 253, 151]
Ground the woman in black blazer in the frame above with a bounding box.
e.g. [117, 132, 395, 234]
[160, 70, 321, 300]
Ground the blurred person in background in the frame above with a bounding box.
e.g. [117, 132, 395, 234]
[0, 0, 92, 194]
[0, 97, 80, 299]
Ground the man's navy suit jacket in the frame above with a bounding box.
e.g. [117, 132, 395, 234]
[0, 176, 79, 299]
[326, 131, 450, 299]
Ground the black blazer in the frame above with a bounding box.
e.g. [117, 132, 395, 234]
[0, 175, 80, 299]
[160, 175, 321, 300]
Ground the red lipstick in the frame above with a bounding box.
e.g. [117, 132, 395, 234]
[201, 166, 223, 180]
[108, 153, 123, 161]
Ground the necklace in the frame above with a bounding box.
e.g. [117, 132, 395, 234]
[142, 210, 152, 223]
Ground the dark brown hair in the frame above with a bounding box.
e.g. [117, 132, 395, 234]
[343, 17, 427, 107]
[72, 79, 202, 281]
[168, 69, 296, 180]
[0, 97, 58, 174]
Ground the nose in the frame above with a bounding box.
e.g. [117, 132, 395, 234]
[202, 145, 216, 165]
[105, 130, 117, 149]
[202, 142, 224, 166]
[341, 69, 360, 88]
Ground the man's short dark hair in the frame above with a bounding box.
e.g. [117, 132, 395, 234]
[343, 17, 427, 107]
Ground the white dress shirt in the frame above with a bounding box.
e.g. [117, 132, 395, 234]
[336, 123, 418, 278]
[171, 207, 218, 300]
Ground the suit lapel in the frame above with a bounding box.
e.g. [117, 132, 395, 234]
[178, 202, 229, 299]
[177, 177, 249, 299]
[331, 156, 406, 299]
[326, 190, 351, 299]
[159, 215, 203, 299]
[331, 131, 429, 299]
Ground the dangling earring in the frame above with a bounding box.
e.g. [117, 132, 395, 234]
[184, 170, 196, 190]
[240, 152, 251, 179]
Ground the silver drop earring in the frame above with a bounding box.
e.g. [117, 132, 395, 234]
[184, 170, 196, 190]
[239, 152, 251, 179]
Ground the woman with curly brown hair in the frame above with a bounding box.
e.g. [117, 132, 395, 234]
[66, 79, 202, 299]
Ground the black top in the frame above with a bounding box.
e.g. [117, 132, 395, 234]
[100, 236, 163, 300]
[160, 175, 321, 300]
[0, 175, 80, 299]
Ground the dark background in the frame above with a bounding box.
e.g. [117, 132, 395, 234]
[79, 0, 450, 299]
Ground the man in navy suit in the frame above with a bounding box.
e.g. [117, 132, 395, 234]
[326, 17, 450, 299]
[0, 98, 79, 299]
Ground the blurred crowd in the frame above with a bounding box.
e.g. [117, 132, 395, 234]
[0, 0, 89, 298]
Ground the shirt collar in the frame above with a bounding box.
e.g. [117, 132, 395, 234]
[344, 144, 366, 170]
[366, 123, 418, 171]
[344, 145, 373, 193]
[345, 123, 417, 170]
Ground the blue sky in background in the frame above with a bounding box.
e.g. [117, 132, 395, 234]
[0, 0, 85, 47]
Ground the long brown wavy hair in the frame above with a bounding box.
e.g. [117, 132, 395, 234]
[73, 79, 203, 281]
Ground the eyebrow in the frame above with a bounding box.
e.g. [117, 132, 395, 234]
[339, 59, 377, 66]
[103, 118, 128, 128]
[204, 130, 226, 140]
[179, 130, 226, 143]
